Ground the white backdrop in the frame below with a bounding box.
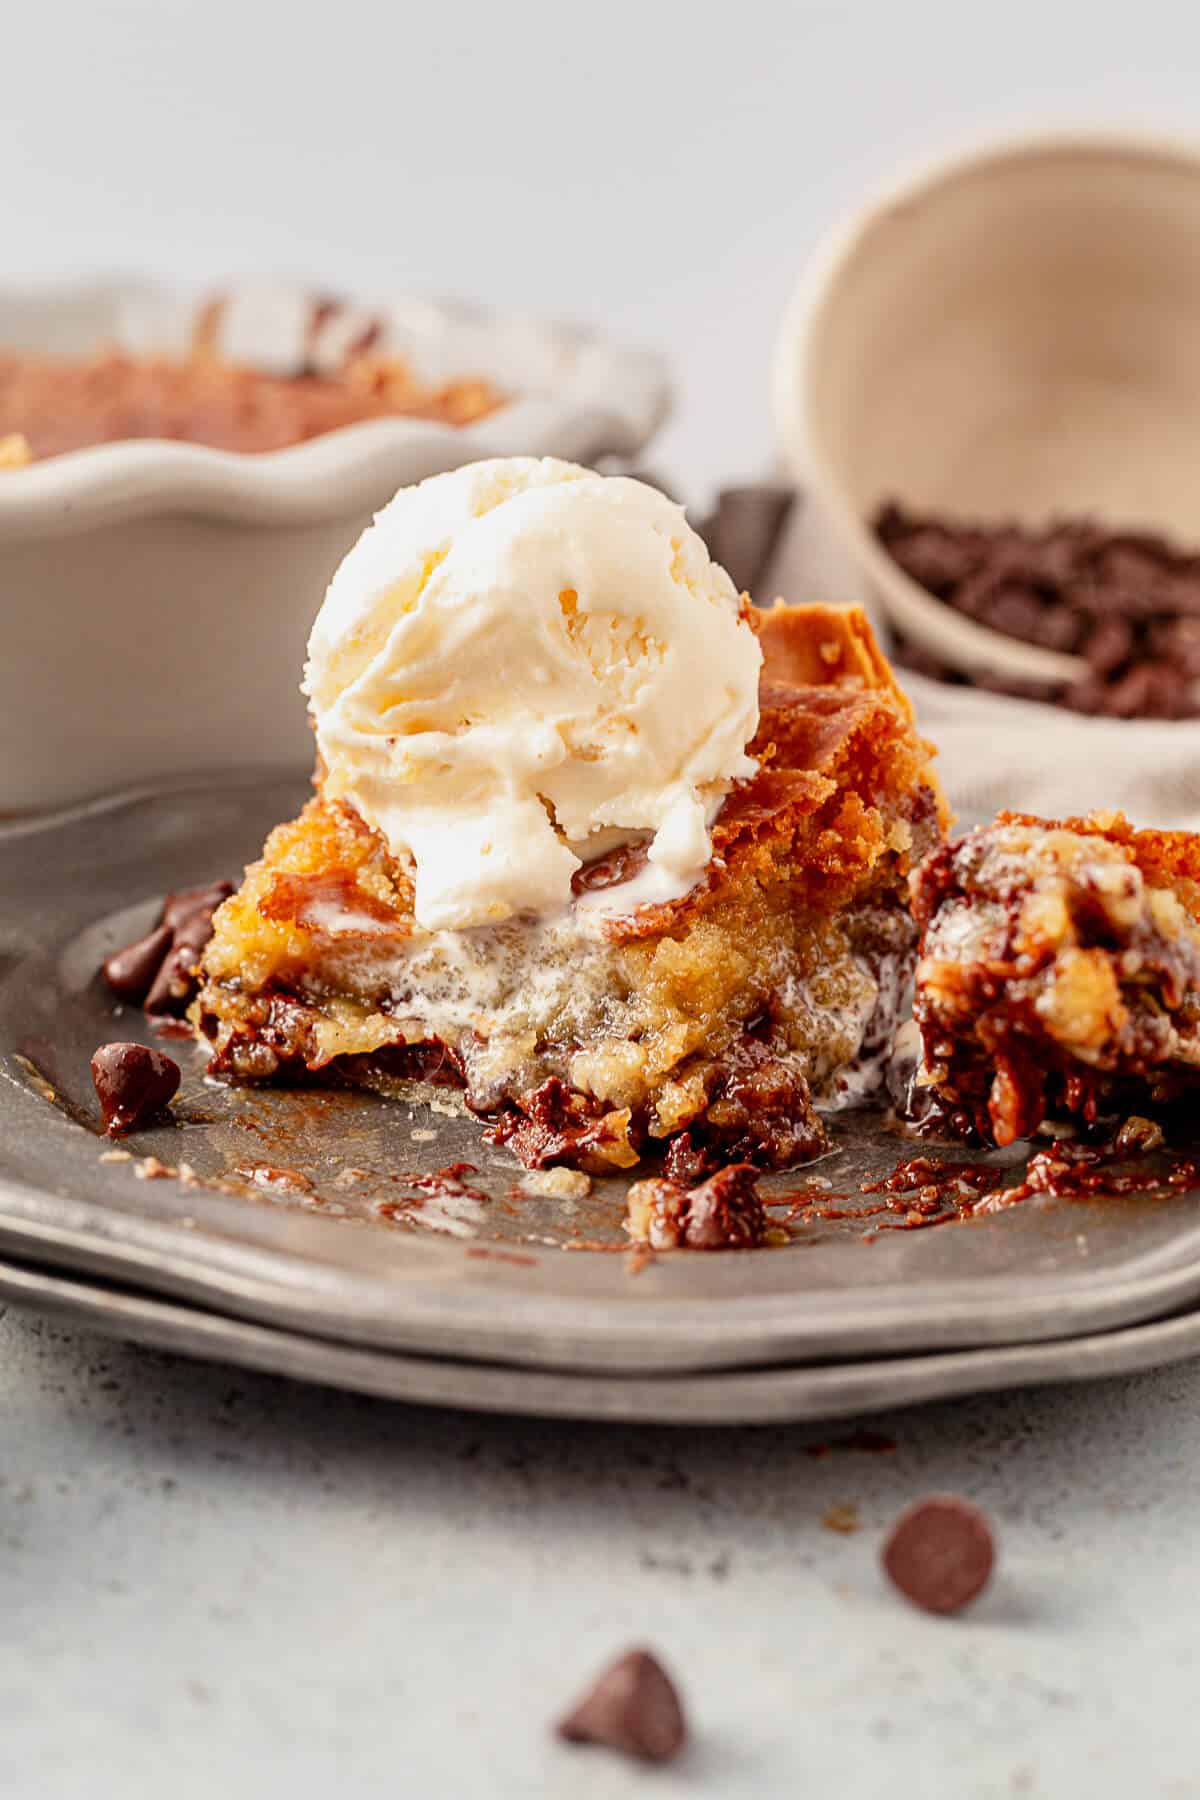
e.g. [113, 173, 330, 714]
[7, 0, 1200, 500]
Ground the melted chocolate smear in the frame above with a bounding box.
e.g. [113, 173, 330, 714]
[770, 1135, 1200, 1235]
[375, 1163, 491, 1227]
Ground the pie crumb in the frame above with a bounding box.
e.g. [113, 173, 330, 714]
[0, 433, 31, 469]
[520, 1167, 592, 1199]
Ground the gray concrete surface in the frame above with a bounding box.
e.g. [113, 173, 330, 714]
[1, 1306, 1197, 1798]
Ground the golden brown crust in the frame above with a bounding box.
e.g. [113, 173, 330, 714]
[753, 601, 915, 716]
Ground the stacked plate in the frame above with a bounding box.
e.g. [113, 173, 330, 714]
[4, 775, 1200, 1424]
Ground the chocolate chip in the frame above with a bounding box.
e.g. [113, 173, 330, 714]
[1028, 604, 1087, 653]
[878, 508, 980, 593]
[874, 502, 1200, 718]
[1084, 615, 1135, 675]
[143, 943, 202, 1016]
[102, 924, 173, 1003]
[1061, 673, 1111, 716]
[91, 1042, 181, 1136]
[172, 906, 224, 956]
[1141, 660, 1192, 718]
[1093, 541, 1168, 589]
[946, 567, 1003, 621]
[162, 881, 233, 934]
[981, 584, 1046, 643]
[1028, 528, 1084, 587]
[1149, 615, 1200, 675]
[882, 1495, 995, 1614]
[557, 1649, 686, 1763]
[683, 1164, 768, 1248]
[1160, 571, 1200, 617]
[1104, 660, 1178, 720]
[627, 1163, 768, 1250]
[103, 878, 232, 1016]
[570, 839, 651, 896]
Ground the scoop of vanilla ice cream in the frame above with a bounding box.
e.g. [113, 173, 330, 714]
[304, 457, 762, 930]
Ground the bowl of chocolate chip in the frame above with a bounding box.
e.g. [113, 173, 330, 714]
[775, 130, 1200, 718]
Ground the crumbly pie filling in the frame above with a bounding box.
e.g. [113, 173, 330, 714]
[911, 812, 1200, 1144]
[194, 604, 947, 1177]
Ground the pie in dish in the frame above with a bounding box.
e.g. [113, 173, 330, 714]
[194, 594, 946, 1178]
[910, 813, 1200, 1145]
[0, 290, 501, 461]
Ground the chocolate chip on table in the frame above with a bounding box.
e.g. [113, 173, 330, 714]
[101, 924, 174, 1003]
[882, 1495, 995, 1615]
[91, 1042, 181, 1136]
[557, 1648, 687, 1764]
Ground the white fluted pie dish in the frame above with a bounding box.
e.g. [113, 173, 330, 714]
[0, 279, 669, 811]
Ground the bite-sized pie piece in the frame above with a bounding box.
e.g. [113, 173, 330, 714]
[910, 813, 1200, 1145]
[625, 1165, 769, 1251]
[193, 459, 946, 1178]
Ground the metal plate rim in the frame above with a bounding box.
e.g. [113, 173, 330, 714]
[3, 1251, 1200, 1425]
[7, 771, 1200, 1375]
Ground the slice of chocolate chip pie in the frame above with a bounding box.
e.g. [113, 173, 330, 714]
[910, 813, 1200, 1145]
[196, 603, 944, 1176]
[193, 460, 945, 1177]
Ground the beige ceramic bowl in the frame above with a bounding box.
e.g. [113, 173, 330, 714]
[774, 130, 1200, 683]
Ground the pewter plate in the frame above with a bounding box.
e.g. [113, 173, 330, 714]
[4, 773, 1200, 1378]
[4, 1254, 1200, 1424]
